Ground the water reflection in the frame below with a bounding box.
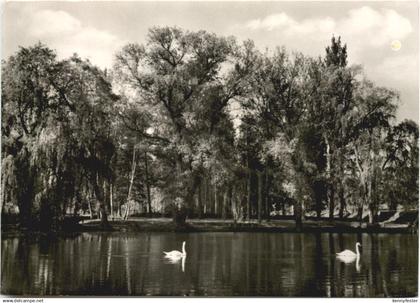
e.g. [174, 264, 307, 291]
[1, 232, 417, 296]
[163, 255, 186, 272]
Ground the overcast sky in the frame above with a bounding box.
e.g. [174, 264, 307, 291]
[2, 1, 418, 122]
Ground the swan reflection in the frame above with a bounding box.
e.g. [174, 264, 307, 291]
[163, 254, 186, 272]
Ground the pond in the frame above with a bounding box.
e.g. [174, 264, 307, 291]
[1, 232, 417, 297]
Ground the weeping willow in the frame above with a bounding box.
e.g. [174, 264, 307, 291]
[1, 44, 116, 231]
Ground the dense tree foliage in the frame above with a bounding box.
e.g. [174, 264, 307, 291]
[1, 31, 418, 230]
[2, 44, 117, 230]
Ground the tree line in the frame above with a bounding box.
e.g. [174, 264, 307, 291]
[1, 27, 418, 231]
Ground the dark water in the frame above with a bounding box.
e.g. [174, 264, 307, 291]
[1, 232, 418, 297]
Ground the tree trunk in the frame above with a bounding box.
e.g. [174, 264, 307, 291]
[172, 173, 201, 226]
[91, 174, 110, 228]
[313, 180, 324, 219]
[231, 185, 238, 226]
[264, 167, 269, 220]
[195, 194, 199, 217]
[369, 147, 379, 224]
[315, 195, 322, 219]
[368, 176, 375, 224]
[214, 184, 218, 217]
[329, 185, 335, 220]
[338, 184, 345, 219]
[353, 145, 367, 226]
[222, 187, 228, 220]
[247, 169, 252, 221]
[73, 193, 81, 216]
[338, 153, 346, 219]
[0, 168, 6, 216]
[144, 151, 152, 215]
[208, 178, 213, 215]
[203, 177, 207, 216]
[110, 183, 114, 218]
[325, 135, 335, 220]
[103, 180, 109, 219]
[257, 171, 262, 223]
[125, 146, 137, 220]
[358, 202, 364, 226]
[207, 180, 212, 215]
[389, 192, 397, 211]
[295, 199, 303, 231]
[88, 195, 93, 219]
[16, 159, 36, 229]
[197, 183, 202, 218]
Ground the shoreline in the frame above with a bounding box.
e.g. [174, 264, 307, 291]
[1, 217, 416, 238]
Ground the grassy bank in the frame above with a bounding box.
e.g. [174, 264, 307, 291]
[79, 217, 416, 234]
[1, 217, 416, 238]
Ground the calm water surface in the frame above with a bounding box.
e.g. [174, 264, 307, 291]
[1, 232, 417, 296]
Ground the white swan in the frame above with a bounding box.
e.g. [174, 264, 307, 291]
[336, 242, 361, 264]
[355, 256, 361, 272]
[163, 241, 186, 259]
[336, 242, 361, 258]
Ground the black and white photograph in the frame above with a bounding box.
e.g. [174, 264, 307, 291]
[1, 0, 419, 298]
